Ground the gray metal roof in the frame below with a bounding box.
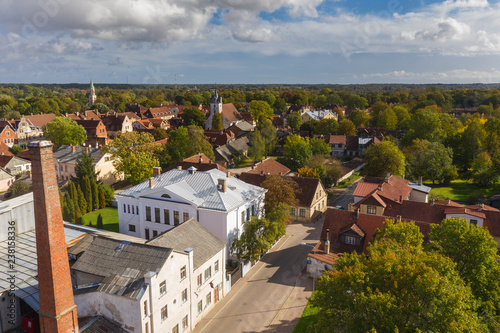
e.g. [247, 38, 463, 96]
[53, 145, 105, 165]
[117, 168, 266, 212]
[409, 183, 432, 194]
[0, 192, 33, 212]
[71, 235, 171, 280]
[216, 136, 250, 162]
[80, 316, 127, 333]
[148, 218, 225, 269]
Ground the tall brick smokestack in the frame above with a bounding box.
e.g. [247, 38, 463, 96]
[29, 141, 78, 333]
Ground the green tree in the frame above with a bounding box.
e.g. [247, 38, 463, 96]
[230, 217, 270, 264]
[338, 119, 356, 136]
[283, 134, 312, 170]
[211, 113, 224, 130]
[248, 130, 265, 161]
[310, 137, 330, 157]
[248, 100, 273, 123]
[261, 175, 299, 215]
[152, 127, 168, 141]
[181, 107, 206, 127]
[349, 110, 370, 128]
[257, 119, 277, 157]
[162, 126, 214, 167]
[71, 149, 99, 186]
[393, 105, 411, 130]
[314, 118, 338, 135]
[377, 107, 397, 130]
[8, 180, 30, 198]
[363, 140, 405, 177]
[429, 218, 500, 315]
[96, 213, 104, 229]
[74, 206, 83, 225]
[91, 179, 99, 211]
[471, 152, 497, 187]
[404, 107, 443, 144]
[79, 181, 90, 214]
[286, 112, 301, 131]
[344, 94, 368, 110]
[98, 185, 106, 209]
[43, 117, 87, 147]
[313, 221, 484, 333]
[10, 145, 23, 155]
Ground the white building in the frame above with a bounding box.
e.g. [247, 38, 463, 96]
[116, 167, 267, 254]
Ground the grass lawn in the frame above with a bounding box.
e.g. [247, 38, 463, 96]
[81, 207, 119, 232]
[427, 179, 499, 203]
[293, 297, 319, 333]
[337, 172, 362, 189]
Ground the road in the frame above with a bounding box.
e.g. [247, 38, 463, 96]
[193, 219, 323, 333]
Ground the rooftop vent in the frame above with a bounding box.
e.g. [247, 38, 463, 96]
[188, 166, 197, 174]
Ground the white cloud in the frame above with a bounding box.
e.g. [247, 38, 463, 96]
[363, 68, 500, 83]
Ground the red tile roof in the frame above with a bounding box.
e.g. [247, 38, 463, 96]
[221, 103, 243, 123]
[0, 155, 13, 168]
[164, 153, 229, 174]
[0, 143, 14, 157]
[25, 113, 56, 127]
[246, 158, 290, 176]
[444, 207, 486, 219]
[327, 135, 346, 145]
[354, 175, 411, 202]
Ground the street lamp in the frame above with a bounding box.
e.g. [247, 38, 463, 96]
[301, 242, 316, 300]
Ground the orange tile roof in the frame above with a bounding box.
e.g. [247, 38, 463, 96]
[246, 158, 290, 176]
[24, 113, 56, 127]
[221, 103, 243, 123]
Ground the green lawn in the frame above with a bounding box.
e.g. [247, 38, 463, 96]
[81, 207, 119, 232]
[337, 172, 362, 188]
[293, 297, 319, 333]
[427, 179, 499, 203]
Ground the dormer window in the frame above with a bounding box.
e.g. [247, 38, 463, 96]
[161, 194, 171, 199]
[470, 219, 478, 226]
[367, 206, 376, 214]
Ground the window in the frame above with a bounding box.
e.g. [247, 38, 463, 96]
[198, 301, 203, 315]
[470, 219, 478, 225]
[128, 205, 130, 214]
[136, 206, 139, 215]
[161, 305, 168, 321]
[344, 236, 357, 245]
[367, 206, 376, 214]
[252, 205, 256, 216]
[241, 211, 245, 224]
[132, 205, 135, 214]
[155, 207, 161, 223]
[123, 204, 126, 213]
[299, 209, 306, 217]
[214, 260, 219, 273]
[146, 206, 152, 221]
[247, 208, 251, 221]
[204, 267, 211, 281]
[164, 209, 170, 224]
[182, 288, 188, 303]
[159, 280, 166, 295]
[145, 322, 148, 333]
[172, 324, 178, 333]
[153, 230, 158, 237]
[183, 212, 189, 222]
[180, 266, 186, 280]
[182, 315, 188, 330]
[291, 208, 295, 216]
[128, 224, 136, 232]
[197, 274, 202, 287]
[144, 300, 148, 316]
[174, 211, 179, 225]
[206, 292, 212, 307]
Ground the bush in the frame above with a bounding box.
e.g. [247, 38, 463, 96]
[9, 180, 30, 198]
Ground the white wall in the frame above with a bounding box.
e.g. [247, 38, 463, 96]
[445, 214, 484, 227]
[0, 193, 35, 242]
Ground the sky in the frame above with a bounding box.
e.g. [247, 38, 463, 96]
[1, 0, 500, 84]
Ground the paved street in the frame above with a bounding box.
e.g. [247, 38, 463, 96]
[193, 219, 323, 333]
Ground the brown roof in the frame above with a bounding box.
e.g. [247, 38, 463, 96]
[327, 135, 346, 145]
[444, 207, 486, 219]
[15, 149, 31, 161]
[467, 204, 499, 212]
[246, 158, 291, 176]
[221, 103, 243, 123]
[0, 143, 14, 157]
[357, 191, 388, 207]
[24, 113, 56, 127]
[434, 200, 464, 207]
[0, 155, 13, 168]
[164, 153, 229, 174]
[239, 173, 323, 207]
[204, 130, 234, 147]
[353, 175, 412, 202]
[239, 112, 254, 123]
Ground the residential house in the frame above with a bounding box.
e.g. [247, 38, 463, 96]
[245, 158, 291, 176]
[126, 104, 149, 119]
[353, 174, 430, 204]
[0, 142, 13, 156]
[53, 145, 122, 184]
[0, 123, 17, 147]
[205, 90, 243, 130]
[287, 105, 311, 115]
[147, 218, 227, 327]
[0, 155, 31, 175]
[205, 129, 235, 147]
[214, 136, 250, 167]
[301, 110, 338, 123]
[345, 135, 380, 157]
[70, 234, 192, 333]
[115, 167, 266, 254]
[0, 167, 15, 192]
[226, 121, 254, 138]
[100, 114, 133, 138]
[239, 173, 327, 221]
[11, 114, 56, 146]
[74, 119, 109, 147]
[317, 135, 346, 157]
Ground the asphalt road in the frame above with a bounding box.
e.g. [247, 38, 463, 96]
[193, 220, 323, 333]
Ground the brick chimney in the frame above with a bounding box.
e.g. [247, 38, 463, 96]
[29, 140, 78, 333]
[153, 166, 161, 177]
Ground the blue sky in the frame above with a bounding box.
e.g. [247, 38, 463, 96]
[0, 0, 499, 84]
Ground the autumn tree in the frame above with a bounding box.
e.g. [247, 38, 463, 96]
[261, 175, 300, 215]
[338, 119, 356, 136]
[297, 166, 320, 178]
[43, 117, 87, 147]
[363, 140, 405, 177]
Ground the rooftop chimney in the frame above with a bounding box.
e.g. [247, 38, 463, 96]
[153, 166, 161, 177]
[325, 229, 330, 254]
[29, 140, 79, 333]
[71, 145, 76, 152]
[226, 171, 231, 178]
[418, 176, 422, 186]
[149, 177, 154, 188]
[177, 166, 182, 170]
[218, 179, 227, 193]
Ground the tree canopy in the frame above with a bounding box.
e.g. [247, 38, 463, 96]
[181, 107, 206, 127]
[43, 117, 86, 147]
[363, 140, 405, 177]
[261, 175, 300, 214]
[162, 125, 215, 167]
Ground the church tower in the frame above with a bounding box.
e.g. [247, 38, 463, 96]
[30, 141, 79, 333]
[210, 89, 223, 115]
[89, 78, 96, 107]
